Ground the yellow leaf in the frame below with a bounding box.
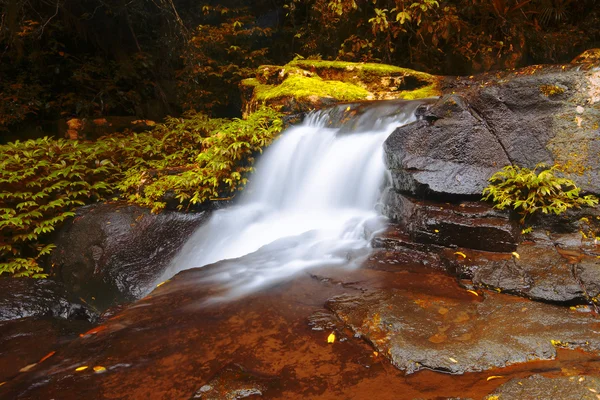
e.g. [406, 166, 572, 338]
[327, 332, 336, 343]
[19, 363, 37, 372]
[75, 366, 89, 372]
[511, 251, 520, 259]
[454, 251, 466, 259]
[448, 357, 458, 363]
[156, 280, 169, 288]
[0, 382, 5, 387]
[434, 229, 439, 233]
[487, 375, 504, 381]
[467, 290, 479, 296]
[93, 366, 107, 373]
[373, 351, 379, 357]
[346, 106, 351, 111]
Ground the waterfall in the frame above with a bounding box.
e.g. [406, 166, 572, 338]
[158, 100, 426, 300]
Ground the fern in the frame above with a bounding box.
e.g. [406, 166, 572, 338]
[0, 107, 283, 277]
[482, 163, 598, 223]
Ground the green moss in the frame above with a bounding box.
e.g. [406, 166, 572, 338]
[241, 78, 260, 87]
[540, 84, 565, 96]
[255, 75, 370, 102]
[396, 83, 441, 100]
[288, 59, 433, 80]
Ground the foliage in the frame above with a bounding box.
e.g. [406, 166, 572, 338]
[0, 108, 283, 277]
[117, 107, 284, 212]
[0, 138, 116, 277]
[176, 3, 277, 115]
[482, 164, 598, 223]
[284, 0, 600, 74]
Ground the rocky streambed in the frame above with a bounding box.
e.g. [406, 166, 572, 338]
[3, 240, 600, 400]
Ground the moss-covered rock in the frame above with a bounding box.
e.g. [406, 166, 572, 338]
[241, 59, 441, 116]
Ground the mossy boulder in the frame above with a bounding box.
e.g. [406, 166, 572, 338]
[241, 60, 441, 116]
[384, 60, 600, 199]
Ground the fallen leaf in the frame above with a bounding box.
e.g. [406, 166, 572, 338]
[346, 106, 351, 111]
[19, 363, 37, 372]
[511, 251, 520, 259]
[93, 366, 107, 373]
[39, 351, 56, 363]
[487, 375, 505, 381]
[80, 325, 107, 338]
[327, 332, 336, 343]
[448, 357, 458, 363]
[373, 351, 378, 357]
[467, 290, 479, 296]
[590, 388, 598, 393]
[156, 280, 169, 288]
[75, 366, 89, 372]
[0, 382, 5, 387]
[434, 229, 439, 233]
[454, 251, 467, 259]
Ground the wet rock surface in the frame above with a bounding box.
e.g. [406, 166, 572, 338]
[0, 278, 97, 322]
[191, 364, 273, 399]
[327, 284, 600, 375]
[384, 63, 600, 197]
[51, 202, 209, 310]
[382, 192, 519, 253]
[3, 248, 600, 399]
[443, 231, 600, 304]
[0, 317, 92, 383]
[485, 374, 600, 400]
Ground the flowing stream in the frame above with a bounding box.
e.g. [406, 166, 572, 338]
[159, 100, 426, 300]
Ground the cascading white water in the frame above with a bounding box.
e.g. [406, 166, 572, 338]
[159, 100, 425, 300]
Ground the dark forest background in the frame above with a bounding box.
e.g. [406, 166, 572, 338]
[1, 0, 599, 137]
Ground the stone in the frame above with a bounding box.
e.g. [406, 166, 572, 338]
[384, 63, 600, 198]
[382, 192, 519, 253]
[241, 60, 441, 116]
[485, 374, 600, 400]
[327, 287, 600, 375]
[0, 278, 96, 322]
[51, 202, 209, 310]
[191, 364, 272, 399]
[443, 231, 600, 304]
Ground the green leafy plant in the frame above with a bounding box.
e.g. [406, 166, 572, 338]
[0, 107, 283, 277]
[117, 107, 284, 212]
[482, 163, 598, 223]
[0, 138, 116, 277]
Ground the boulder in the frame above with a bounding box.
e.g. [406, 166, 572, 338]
[443, 231, 600, 304]
[51, 202, 209, 310]
[384, 63, 600, 197]
[0, 278, 96, 322]
[241, 60, 441, 117]
[327, 287, 600, 375]
[381, 192, 520, 252]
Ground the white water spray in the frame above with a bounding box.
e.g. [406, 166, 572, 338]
[159, 100, 425, 299]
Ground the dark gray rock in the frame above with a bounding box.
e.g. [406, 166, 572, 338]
[485, 374, 600, 400]
[443, 232, 600, 303]
[382, 192, 519, 252]
[384, 64, 600, 197]
[327, 287, 600, 375]
[0, 278, 96, 322]
[51, 202, 209, 310]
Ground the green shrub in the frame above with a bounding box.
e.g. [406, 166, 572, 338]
[0, 108, 283, 277]
[482, 164, 598, 223]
